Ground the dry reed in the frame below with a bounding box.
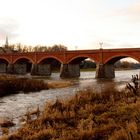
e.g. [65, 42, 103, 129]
[0, 75, 48, 97]
[1, 83, 140, 140]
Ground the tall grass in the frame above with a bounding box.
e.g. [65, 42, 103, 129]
[2, 84, 140, 140]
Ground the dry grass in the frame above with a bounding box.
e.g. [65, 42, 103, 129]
[0, 75, 49, 97]
[47, 81, 73, 88]
[1, 84, 140, 140]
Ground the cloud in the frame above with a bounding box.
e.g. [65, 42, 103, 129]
[125, 1, 140, 20]
[0, 18, 19, 41]
[112, 1, 140, 23]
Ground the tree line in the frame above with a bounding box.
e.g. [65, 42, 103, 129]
[115, 60, 140, 69]
[80, 60, 140, 69]
[5, 44, 67, 52]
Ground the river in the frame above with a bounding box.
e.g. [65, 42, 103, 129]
[0, 69, 140, 134]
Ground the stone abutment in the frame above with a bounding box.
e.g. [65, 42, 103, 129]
[95, 63, 115, 78]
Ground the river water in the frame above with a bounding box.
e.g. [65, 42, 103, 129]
[0, 69, 140, 134]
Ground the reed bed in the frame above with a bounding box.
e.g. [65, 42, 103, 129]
[0, 75, 49, 96]
[2, 83, 140, 140]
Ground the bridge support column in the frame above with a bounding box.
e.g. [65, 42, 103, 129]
[96, 63, 115, 79]
[38, 64, 51, 76]
[0, 63, 7, 73]
[7, 64, 14, 74]
[31, 64, 51, 76]
[14, 63, 27, 74]
[31, 64, 38, 75]
[60, 64, 80, 78]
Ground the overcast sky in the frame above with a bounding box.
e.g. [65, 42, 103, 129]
[0, 0, 140, 50]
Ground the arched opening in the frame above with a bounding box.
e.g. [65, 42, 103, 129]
[69, 57, 96, 70]
[60, 56, 96, 78]
[0, 59, 9, 73]
[79, 59, 96, 70]
[14, 58, 32, 74]
[106, 56, 139, 69]
[38, 58, 61, 76]
[104, 56, 140, 79]
[114, 57, 139, 69]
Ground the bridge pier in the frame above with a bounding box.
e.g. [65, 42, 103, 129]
[14, 63, 27, 74]
[31, 64, 38, 75]
[96, 63, 115, 79]
[0, 63, 7, 73]
[31, 64, 51, 76]
[7, 64, 14, 74]
[60, 64, 80, 78]
[38, 64, 51, 76]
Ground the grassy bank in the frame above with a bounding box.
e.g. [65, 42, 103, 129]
[2, 83, 140, 140]
[0, 75, 49, 97]
[0, 75, 75, 97]
[47, 81, 74, 88]
[80, 68, 96, 72]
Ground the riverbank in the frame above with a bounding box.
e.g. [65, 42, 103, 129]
[0, 75, 49, 97]
[47, 81, 74, 88]
[0, 75, 75, 97]
[115, 67, 140, 71]
[1, 84, 140, 140]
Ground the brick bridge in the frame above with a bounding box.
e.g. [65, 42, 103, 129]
[0, 48, 140, 78]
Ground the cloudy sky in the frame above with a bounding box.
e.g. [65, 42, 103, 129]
[0, 0, 140, 50]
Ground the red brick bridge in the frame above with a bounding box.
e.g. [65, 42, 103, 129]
[0, 48, 140, 78]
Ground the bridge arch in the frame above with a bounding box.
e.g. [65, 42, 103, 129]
[96, 54, 140, 79]
[13, 57, 34, 64]
[60, 55, 97, 78]
[67, 55, 98, 64]
[13, 57, 33, 74]
[37, 56, 63, 64]
[0, 57, 10, 64]
[0, 58, 9, 73]
[34, 56, 62, 76]
[104, 54, 140, 64]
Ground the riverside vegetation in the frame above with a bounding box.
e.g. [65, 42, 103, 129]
[0, 75, 49, 97]
[0, 75, 73, 97]
[1, 75, 140, 140]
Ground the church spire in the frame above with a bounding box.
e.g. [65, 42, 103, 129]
[5, 36, 9, 48]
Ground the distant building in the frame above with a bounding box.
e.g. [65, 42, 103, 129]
[0, 36, 15, 53]
[5, 36, 9, 48]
